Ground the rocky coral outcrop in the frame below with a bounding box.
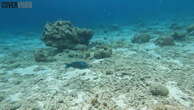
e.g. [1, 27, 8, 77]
[132, 33, 151, 43]
[42, 20, 94, 50]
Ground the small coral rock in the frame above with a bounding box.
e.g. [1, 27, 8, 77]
[150, 83, 169, 96]
[34, 48, 57, 62]
[132, 33, 151, 43]
[155, 37, 175, 46]
[94, 48, 112, 59]
[42, 20, 94, 50]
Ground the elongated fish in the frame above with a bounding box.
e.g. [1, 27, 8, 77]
[65, 61, 89, 69]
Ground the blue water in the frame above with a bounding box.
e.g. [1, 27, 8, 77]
[0, 0, 194, 32]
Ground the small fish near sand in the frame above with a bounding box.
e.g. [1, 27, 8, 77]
[65, 61, 90, 69]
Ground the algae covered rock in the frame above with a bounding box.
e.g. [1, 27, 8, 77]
[150, 83, 169, 96]
[34, 48, 58, 62]
[132, 33, 151, 43]
[42, 20, 94, 50]
[94, 48, 112, 59]
[155, 36, 175, 46]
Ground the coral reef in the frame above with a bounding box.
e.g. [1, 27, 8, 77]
[132, 33, 151, 43]
[42, 20, 94, 50]
[150, 83, 169, 96]
[155, 36, 175, 46]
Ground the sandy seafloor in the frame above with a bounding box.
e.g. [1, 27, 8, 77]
[1, 18, 194, 110]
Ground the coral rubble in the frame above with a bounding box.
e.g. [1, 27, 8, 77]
[1, 18, 194, 110]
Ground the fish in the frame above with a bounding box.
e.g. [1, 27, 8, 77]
[65, 61, 89, 69]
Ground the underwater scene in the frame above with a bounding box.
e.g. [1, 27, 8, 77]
[1, 0, 194, 110]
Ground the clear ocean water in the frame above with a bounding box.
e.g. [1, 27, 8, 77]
[1, 0, 194, 110]
[0, 0, 194, 31]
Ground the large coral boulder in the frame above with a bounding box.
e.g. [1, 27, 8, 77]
[42, 20, 94, 50]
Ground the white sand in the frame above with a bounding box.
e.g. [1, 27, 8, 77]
[7, 65, 52, 75]
[166, 81, 193, 107]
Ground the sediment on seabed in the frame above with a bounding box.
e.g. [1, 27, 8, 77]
[0, 18, 194, 110]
